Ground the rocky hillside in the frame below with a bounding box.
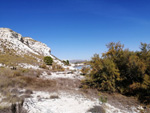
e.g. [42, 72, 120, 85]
[0, 28, 63, 67]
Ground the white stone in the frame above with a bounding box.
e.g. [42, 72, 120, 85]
[23, 91, 100, 113]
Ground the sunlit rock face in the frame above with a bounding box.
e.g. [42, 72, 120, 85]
[0, 28, 51, 56]
[0, 28, 37, 55]
[23, 37, 51, 56]
[0, 28, 22, 40]
[0, 28, 67, 67]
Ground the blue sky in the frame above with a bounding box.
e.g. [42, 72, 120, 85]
[0, 0, 150, 60]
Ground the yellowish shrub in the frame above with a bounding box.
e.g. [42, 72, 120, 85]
[52, 63, 65, 71]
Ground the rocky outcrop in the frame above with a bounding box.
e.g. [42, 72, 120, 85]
[0, 28, 38, 55]
[0, 28, 22, 40]
[0, 27, 72, 69]
[0, 28, 51, 56]
[23, 37, 51, 56]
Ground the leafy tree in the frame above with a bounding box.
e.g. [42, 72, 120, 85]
[44, 56, 53, 65]
[87, 54, 120, 92]
[82, 42, 150, 104]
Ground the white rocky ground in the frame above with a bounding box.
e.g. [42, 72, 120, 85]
[104, 103, 143, 113]
[23, 91, 100, 113]
[23, 88, 143, 113]
[41, 71, 84, 80]
[22, 70, 144, 113]
[18, 63, 41, 70]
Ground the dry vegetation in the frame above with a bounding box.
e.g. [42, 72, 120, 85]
[39, 63, 48, 69]
[82, 42, 150, 107]
[0, 68, 56, 90]
[0, 67, 56, 107]
[81, 66, 90, 75]
[52, 62, 65, 72]
[0, 53, 42, 67]
[0, 39, 44, 66]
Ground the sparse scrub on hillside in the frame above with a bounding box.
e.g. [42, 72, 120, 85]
[0, 41, 43, 66]
[63, 60, 70, 66]
[13, 71, 22, 77]
[21, 69, 43, 78]
[52, 62, 65, 72]
[0, 53, 42, 67]
[0, 68, 56, 91]
[39, 63, 48, 69]
[19, 76, 56, 89]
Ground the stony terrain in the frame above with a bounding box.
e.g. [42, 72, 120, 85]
[22, 70, 147, 113]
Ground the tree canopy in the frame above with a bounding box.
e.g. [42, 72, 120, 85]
[82, 42, 150, 104]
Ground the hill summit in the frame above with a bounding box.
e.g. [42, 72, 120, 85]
[0, 28, 62, 67]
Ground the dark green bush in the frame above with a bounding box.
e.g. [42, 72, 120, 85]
[44, 56, 53, 65]
[63, 60, 70, 66]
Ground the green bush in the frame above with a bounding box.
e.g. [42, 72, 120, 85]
[81, 67, 90, 75]
[82, 42, 150, 104]
[44, 56, 53, 65]
[63, 60, 70, 66]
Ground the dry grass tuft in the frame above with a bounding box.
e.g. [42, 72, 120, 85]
[52, 63, 65, 72]
[39, 64, 48, 69]
[19, 76, 56, 89]
[13, 71, 22, 77]
[50, 95, 59, 99]
[0, 68, 56, 91]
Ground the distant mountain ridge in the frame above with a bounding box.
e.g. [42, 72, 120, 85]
[69, 59, 87, 64]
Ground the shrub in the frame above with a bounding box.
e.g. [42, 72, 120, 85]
[99, 96, 107, 104]
[82, 42, 150, 104]
[81, 67, 90, 75]
[13, 71, 22, 77]
[63, 60, 70, 66]
[20, 76, 56, 88]
[50, 95, 59, 99]
[39, 64, 47, 69]
[52, 63, 65, 71]
[44, 56, 53, 65]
